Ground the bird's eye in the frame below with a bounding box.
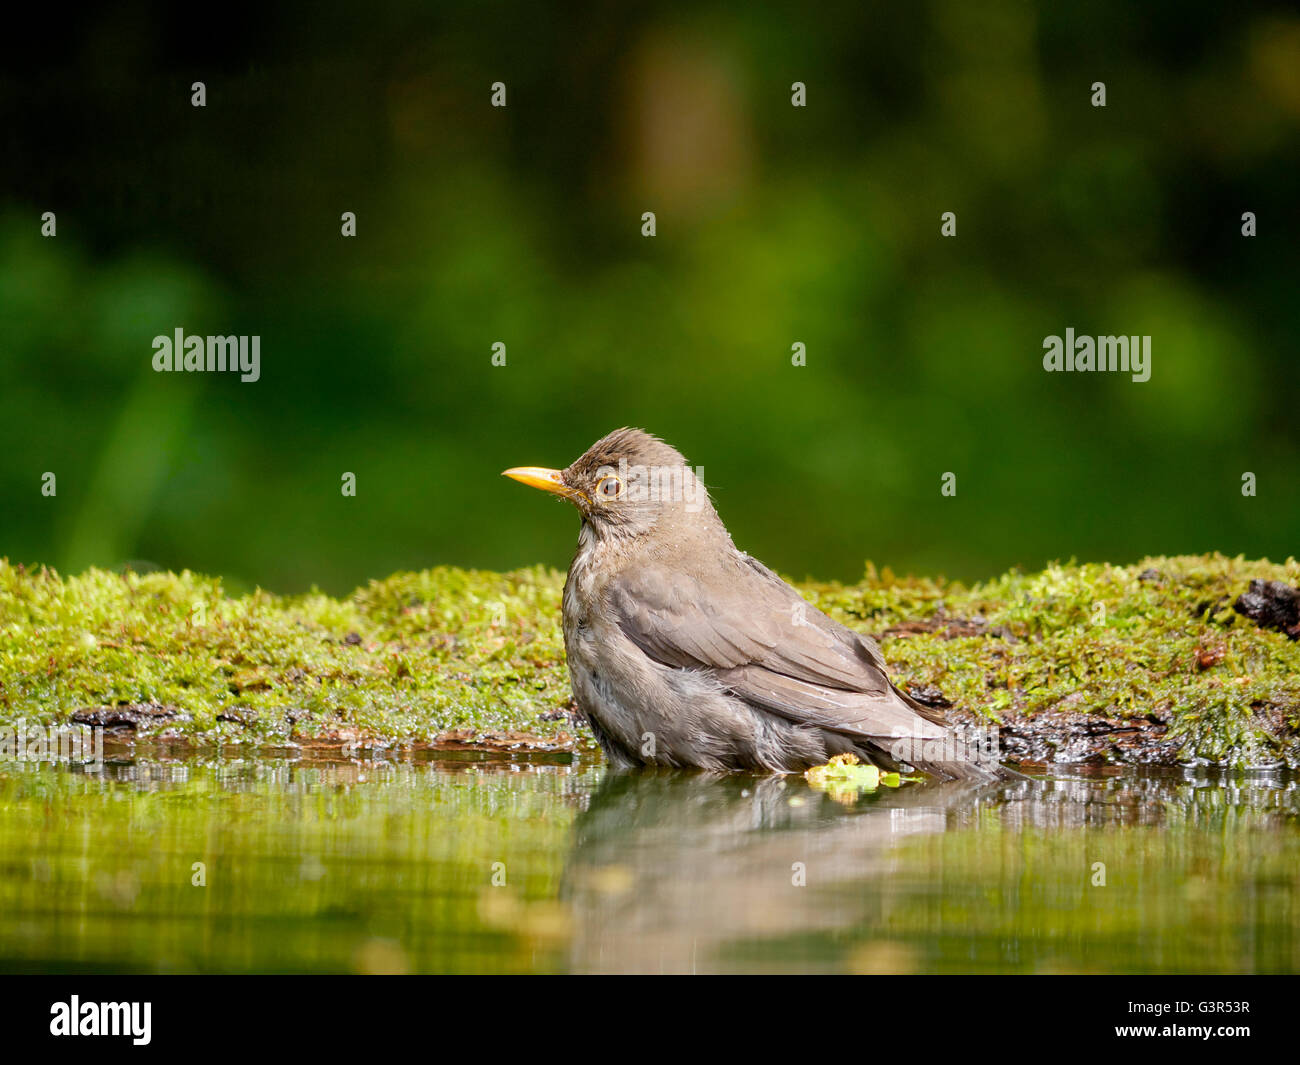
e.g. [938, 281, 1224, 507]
[596, 475, 624, 500]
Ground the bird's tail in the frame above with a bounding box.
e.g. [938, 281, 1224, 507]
[888, 684, 1029, 783]
[908, 753, 1028, 783]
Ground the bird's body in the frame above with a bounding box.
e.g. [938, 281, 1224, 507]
[506, 429, 1016, 781]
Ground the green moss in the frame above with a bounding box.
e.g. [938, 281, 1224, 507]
[0, 561, 570, 749]
[0, 554, 1297, 766]
[807, 554, 1300, 768]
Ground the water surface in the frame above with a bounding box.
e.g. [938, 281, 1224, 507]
[1, 753, 1295, 973]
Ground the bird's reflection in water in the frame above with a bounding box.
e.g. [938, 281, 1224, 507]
[563, 769, 1031, 973]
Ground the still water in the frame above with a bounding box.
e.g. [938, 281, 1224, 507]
[0, 753, 1296, 973]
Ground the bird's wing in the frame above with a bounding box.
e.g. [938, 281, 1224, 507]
[608, 553, 950, 742]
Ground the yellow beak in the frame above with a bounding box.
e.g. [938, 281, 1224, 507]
[502, 466, 580, 500]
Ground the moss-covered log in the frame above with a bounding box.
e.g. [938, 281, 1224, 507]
[1, 554, 1296, 767]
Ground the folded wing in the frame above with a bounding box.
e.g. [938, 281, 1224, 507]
[609, 553, 951, 745]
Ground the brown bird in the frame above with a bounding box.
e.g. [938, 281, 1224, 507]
[505, 428, 1016, 781]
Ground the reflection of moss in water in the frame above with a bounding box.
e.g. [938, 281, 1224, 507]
[871, 807, 1300, 974]
[0, 552, 1297, 766]
[0, 761, 1297, 973]
[0, 760, 581, 974]
[710, 779, 1300, 975]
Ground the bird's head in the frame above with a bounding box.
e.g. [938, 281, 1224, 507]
[504, 428, 716, 541]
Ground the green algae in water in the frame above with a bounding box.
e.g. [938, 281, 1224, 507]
[805, 753, 910, 802]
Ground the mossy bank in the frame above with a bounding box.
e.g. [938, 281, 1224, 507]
[1, 554, 1297, 768]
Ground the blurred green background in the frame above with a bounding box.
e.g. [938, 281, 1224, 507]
[2, 1, 1297, 595]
